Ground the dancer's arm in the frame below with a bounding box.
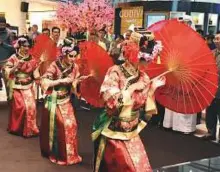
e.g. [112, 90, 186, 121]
[40, 62, 60, 92]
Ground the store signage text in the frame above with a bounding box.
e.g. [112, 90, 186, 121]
[119, 7, 143, 19]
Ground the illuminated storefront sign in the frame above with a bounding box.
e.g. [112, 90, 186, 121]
[120, 6, 143, 34]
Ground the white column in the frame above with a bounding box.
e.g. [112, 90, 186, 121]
[0, 0, 27, 35]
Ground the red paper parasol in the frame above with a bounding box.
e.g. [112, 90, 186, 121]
[30, 35, 59, 75]
[144, 19, 218, 114]
[78, 41, 114, 107]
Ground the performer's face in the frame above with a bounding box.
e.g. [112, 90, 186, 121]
[19, 43, 29, 55]
[65, 51, 76, 64]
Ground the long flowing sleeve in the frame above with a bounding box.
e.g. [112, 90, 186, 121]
[33, 67, 41, 80]
[100, 67, 122, 111]
[131, 73, 151, 110]
[4, 55, 17, 80]
[130, 72, 158, 116]
[71, 64, 80, 95]
[4, 55, 39, 80]
[98, 68, 152, 141]
[40, 62, 59, 92]
[18, 58, 39, 73]
[101, 67, 157, 118]
[101, 68, 151, 107]
[3, 55, 18, 100]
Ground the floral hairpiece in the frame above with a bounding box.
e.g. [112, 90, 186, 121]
[14, 37, 28, 49]
[61, 46, 74, 56]
[138, 41, 163, 63]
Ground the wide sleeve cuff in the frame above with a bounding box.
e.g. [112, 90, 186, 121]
[145, 85, 157, 115]
[121, 90, 133, 106]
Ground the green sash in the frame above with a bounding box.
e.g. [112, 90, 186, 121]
[45, 91, 57, 152]
[92, 110, 110, 172]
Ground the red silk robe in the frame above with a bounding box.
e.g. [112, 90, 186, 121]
[40, 60, 82, 165]
[93, 64, 154, 172]
[4, 53, 39, 137]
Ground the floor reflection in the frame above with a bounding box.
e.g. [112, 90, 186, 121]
[154, 156, 220, 172]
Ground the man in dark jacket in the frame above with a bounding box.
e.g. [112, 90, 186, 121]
[203, 31, 220, 141]
[0, 17, 15, 91]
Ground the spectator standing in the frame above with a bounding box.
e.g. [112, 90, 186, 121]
[98, 29, 110, 51]
[203, 31, 220, 141]
[0, 17, 15, 92]
[42, 28, 50, 37]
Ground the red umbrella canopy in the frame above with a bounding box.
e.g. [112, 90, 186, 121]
[30, 34, 58, 62]
[78, 41, 114, 107]
[145, 19, 218, 114]
[29, 35, 59, 75]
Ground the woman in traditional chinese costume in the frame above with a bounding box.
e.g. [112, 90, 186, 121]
[4, 36, 39, 137]
[40, 38, 84, 165]
[92, 38, 165, 172]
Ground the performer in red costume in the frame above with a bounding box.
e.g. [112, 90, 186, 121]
[3, 36, 39, 137]
[40, 38, 85, 165]
[92, 40, 165, 172]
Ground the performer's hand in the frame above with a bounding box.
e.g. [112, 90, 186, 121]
[39, 54, 45, 63]
[10, 66, 17, 73]
[17, 60, 25, 69]
[10, 61, 24, 73]
[78, 75, 91, 82]
[128, 82, 145, 93]
[152, 76, 166, 89]
[38, 60, 44, 65]
[135, 82, 145, 90]
[59, 77, 73, 85]
[58, 78, 66, 85]
[90, 69, 96, 77]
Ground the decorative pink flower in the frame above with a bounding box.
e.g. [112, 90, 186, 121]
[56, 0, 114, 32]
[138, 41, 163, 63]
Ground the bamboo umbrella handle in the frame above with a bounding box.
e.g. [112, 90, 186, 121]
[150, 70, 172, 81]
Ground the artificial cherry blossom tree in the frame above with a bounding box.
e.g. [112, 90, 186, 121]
[56, 0, 114, 32]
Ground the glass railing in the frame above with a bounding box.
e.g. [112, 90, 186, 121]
[154, 156, 220, 172]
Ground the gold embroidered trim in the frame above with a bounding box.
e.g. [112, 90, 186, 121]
[101, 120, 146, 140]
[13, 83, 33, 90]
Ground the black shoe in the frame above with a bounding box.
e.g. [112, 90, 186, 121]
[202, 134, 216, 141]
